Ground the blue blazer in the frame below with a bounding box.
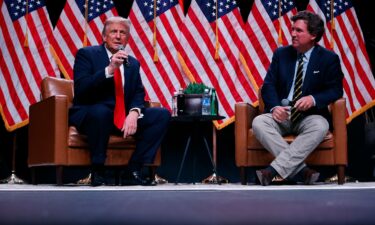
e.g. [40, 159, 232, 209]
[69, 44, 145, 127]
[261, 45, 344, 119]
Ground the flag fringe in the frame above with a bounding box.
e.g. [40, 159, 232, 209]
[0, 105, 29, 132]
[239, 53, 260, 93]
[50, 46, 72, 80]
[177, 52, 196, 83]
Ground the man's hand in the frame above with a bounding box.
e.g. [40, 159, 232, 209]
[293, 95, 314, 112]
[121, 110, 139, 138]
[272, 106, 290, 123]
[107, 50, 128, 74]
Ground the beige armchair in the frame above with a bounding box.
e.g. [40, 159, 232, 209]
[235, 87, 347, 184]
[28, 77, 161, 185]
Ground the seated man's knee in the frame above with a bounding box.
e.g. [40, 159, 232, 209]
[315, 116, 329, 133]
[252, 114, 270, 133]
[160, 108, 171, 121]
[86, 105, 113, 125]
[149, 107, 171, 123]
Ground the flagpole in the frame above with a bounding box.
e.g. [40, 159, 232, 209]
[330, 0, 335, 49]
[277, 0, 282, 45]
[214, 0, 219, 59]
[0, 132, 25, 184]
[83, 0, 89, 47]
[153, 0, 159, 62]
[23, 0, 29, 47]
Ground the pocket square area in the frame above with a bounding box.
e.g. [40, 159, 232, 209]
[313, 70, 320, 74]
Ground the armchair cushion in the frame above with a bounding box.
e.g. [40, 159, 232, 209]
[67, 126, 136, 149]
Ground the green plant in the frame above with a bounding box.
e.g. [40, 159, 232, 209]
[183, 82, 209, 94]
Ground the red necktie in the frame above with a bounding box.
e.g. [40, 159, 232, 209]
[113, 68, 126, 129]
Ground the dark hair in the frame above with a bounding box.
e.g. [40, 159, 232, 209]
[291, 10, 324, 43]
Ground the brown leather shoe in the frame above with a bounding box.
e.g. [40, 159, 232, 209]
[256, 169, 274, 186]
[303, 169, 320, 185]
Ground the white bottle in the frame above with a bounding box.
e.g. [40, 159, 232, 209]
[172, 91, 178, 117]
[201, 88, 211, 115]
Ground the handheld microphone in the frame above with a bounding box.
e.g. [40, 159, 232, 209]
[117, 45, 130, 67]
[281, 99, 291, 121]
[281, 99, 290, 107]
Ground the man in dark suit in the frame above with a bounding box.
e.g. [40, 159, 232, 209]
[69, 16, 170, 186]
[252, 11, 344, 185]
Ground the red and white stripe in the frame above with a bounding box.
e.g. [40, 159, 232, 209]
[178, 0, 257, 128]
[308, 1, 375, 122]
[50, 0, 117, 79]
[127, 0, 189, 110]
[240, 0, 297, 90]
[0, 0, 59, 131]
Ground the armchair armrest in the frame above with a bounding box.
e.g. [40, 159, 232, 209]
[145, 101, 161, 108]
[28, 95, 69, 166]
[330, 98, 347, 165]
[235, 102, 259, 166]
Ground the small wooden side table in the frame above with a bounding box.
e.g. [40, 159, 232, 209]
[171, 115, 227, 184]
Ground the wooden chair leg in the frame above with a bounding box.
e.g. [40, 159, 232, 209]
[56, 166, 63, 186]
[31, 167, 37, 185]
[240, 167, 247, 185]
[337, 165, 345, 185]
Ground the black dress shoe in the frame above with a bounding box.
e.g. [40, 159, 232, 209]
[256, 169, 274, 186]
[121, 171, 156, 186]
[91, 171, 108, 187]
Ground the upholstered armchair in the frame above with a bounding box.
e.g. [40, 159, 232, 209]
[235, 87, 347, 185]
[28, 77, 161, 185]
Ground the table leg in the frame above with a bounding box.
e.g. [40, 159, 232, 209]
[202, 124, 229, 184]
[175, 135, 192, 184]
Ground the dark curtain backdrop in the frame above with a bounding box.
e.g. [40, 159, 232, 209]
[1, 0, 375, 182]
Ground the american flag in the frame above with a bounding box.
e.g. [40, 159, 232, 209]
[178, 0, 257, 129]
[127, 0, 189, 109]
[240, 0, 297, 90]
[0, 0, 59, 131]
[50, 0, 118, 79]
[307, 0, 375, 122]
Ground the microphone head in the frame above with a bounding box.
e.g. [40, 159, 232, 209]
[117, 45, 125, 51]
[281, 99, 290, 107]
[116, 45, 130, 66]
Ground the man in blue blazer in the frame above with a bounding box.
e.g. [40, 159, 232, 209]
[252, 11, 344, 185]
[69, 17, 170, 186]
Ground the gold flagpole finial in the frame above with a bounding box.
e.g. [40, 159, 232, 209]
[23, 0, 29, 47]
[330, 0, 335, 49]
[214, 0, 219, 60]
[83, 0, 89, 47]
[277, 0, 282, 45]
[153, 0, 159, 62]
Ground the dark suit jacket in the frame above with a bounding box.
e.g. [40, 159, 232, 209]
[262, 45, 344, 120]
[69, 44, 145, 127]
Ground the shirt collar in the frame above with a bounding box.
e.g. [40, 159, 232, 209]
[301, 46, 314, 63]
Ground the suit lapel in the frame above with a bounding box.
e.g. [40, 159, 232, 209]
[286, 49, 298, 94]
[302, 46, 320, 93]
[97, 45, 110, 69]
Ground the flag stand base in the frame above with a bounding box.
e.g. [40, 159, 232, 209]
[0, 133, 26, 184]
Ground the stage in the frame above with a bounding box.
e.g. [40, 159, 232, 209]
[1, 182, 375, 225]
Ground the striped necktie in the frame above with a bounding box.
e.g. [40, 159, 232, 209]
[291, 54, 304, 123]
[113, 68, 126, 129]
